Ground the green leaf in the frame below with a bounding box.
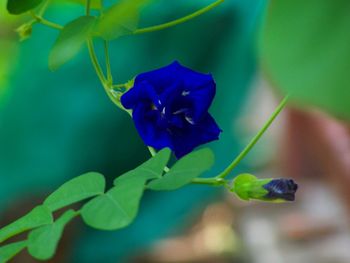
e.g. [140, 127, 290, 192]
[0, 205, 52, 243]
[27, 210, 76, 260]
[82, 177, 145, 230]
[94, 0, 150, 40]
[49, 16, 96, 71]
[0, 240, 27, 263]
[7, 0, 43, 14]
[82, 149, 170, 230]
[56, 0, 102, 9]
[147, 148, 215, 191]
[44, 172, 105, 212]
[260, 0, 350, 120]
[113, 147, 171, 185]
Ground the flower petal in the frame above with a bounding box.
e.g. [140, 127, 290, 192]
[121, 81, 160, 109]
[171, 113, 221, 158]
[135, 61, 214, 95]
[132, 104, 173, 150]
[263, 179, 298, 201]
[185, 77, 216, 122]
[135, 61, 182, 94]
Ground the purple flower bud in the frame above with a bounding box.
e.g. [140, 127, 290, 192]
[263, 179, 298, 201]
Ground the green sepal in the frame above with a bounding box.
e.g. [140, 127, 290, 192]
[125, 78, 135, 90]
[16, 22, 33, 41]
[231, 174, 270, 201]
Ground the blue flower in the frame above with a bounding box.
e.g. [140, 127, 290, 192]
[263, 179, 298, 201]
[121, 61, 222, 158]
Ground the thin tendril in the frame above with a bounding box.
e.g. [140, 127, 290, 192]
[134, 0, 224, 35]
[217, 95, 290, 179]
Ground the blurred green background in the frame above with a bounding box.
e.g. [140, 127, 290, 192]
[260, 0, 350, 120]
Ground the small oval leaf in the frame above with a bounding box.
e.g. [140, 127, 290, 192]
[113, 148, 171, 185]
[0, 240, 27, 263]
[44, 172, 105, 212]
[82, 176, 147, 230]
[7, 0, 43, 14]
[0, 205, 52, 243]
[82, 149, 171, 231]
[49, 16, 96, 71]
[94, 0, 149, 40]
[27, 210, 77, 260]
[147, 148, 214, 191]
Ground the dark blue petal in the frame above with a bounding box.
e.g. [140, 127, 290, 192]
[263, 179, 298, 201]
[159, 81, 186, 119]
[132, 104, 173, 150]
[168, 114, 186, 129]
[171, 113, 221, 158]
[135, 61, 183, 94]
[184, 77, 216, 122]
[174, 62, 214, 93]
[121, 81, 160, 109]
[135, 61, 214, 95]
[159, 80, 182, 105]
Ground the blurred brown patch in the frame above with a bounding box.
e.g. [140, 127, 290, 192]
[130, 202, 247, 263]
[0, 195, 81, 263]
[281, 109, 350, 213]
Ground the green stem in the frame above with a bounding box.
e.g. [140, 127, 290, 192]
[38, 0, 51, 16]
[147, 146, 170, 172]
[87, 39, 125, 111]
[86, 0, 91, 16]
[87, 39, 107, 85]
[133, 0, 224, 35]
[104, 40, 113, 84]
[29, 11, 63, 30]
[217, 95, 290, 179]
[148, 147, 157, 156]
[113, 84, 126, 89]
[191, 177, 227, 186]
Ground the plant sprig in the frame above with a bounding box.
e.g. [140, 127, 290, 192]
[0, 148, 216, 261]
[0, 0, 294, 262]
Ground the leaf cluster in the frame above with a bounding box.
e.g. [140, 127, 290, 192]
[1, 1, 294, 262]
[0, 148, 214, 262]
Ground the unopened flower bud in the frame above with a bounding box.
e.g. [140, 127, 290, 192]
[16, 22, 33, 41]
[231, 174, 298, 202]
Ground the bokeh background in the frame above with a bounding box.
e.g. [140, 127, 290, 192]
[0, 0, 349, 262]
